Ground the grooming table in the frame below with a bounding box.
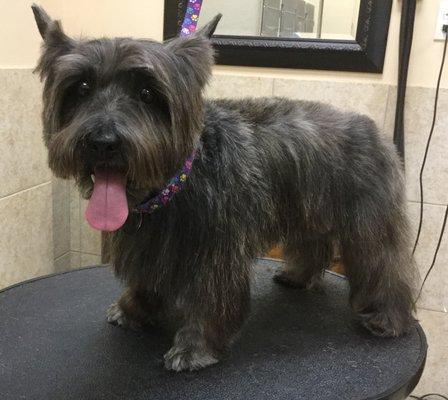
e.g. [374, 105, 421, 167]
[0, 259, 426, 400]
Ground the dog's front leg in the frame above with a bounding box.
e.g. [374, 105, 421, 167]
[164, 272, 250, 372]
[163, 321, 219, 372]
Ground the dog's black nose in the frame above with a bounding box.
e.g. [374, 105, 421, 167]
[88, 131, 121, 160]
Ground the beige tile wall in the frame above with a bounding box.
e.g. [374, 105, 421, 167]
[404, 87, 448, 313]
[0, 69, 101, 288]
[0, 70, 51, 196]
[205, 75, 274, 99]
[0, 69, 54, 288]
[68, 181, 102, 267]
[52, 178, 70, 260]
[405, 87, 448, 206]
[0, 183, 53, 287]
[273, 79, 391, 131]
[52, 179, 102, 274]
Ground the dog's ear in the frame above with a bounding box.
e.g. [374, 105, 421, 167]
[32, 4, 74, 78]
[31, 4, 52, 39]
[165, 14, 221, 88]
[31, 4, 73, 49]
[196, 13, 222, 39]
[166, 13, 222, 52]
[165, 14, 222, 87]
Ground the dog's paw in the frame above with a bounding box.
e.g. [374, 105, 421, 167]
[163, 346, 218, 372]
[106, 303, 141, 330]
[360, 310, 414, 338]
[106, 303, 128, 326]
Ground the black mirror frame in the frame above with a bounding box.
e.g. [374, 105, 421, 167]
[164, 0, 392, 73]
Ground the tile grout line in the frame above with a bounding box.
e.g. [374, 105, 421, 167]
[54, 251, 70, 262]
[71, 250, 102, 257]
[54, 250, 101, 261]
[416, 306, 448, 315]
[0, 181, 52, 201]
[408, 199, 448, 207]
[381, 84, 391, 133]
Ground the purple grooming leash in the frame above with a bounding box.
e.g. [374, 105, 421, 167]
[134, 1, 204, 215]
[180, 0, 204, 37]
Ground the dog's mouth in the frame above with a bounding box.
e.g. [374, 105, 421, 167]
[85, 168, 129, 232]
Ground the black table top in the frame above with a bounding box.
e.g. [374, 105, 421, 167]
[0, 259, 426, 400]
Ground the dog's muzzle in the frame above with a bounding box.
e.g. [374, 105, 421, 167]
[87, 130, 122, 162]
[84, 129, 129, 233]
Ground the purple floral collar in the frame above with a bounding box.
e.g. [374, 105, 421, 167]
[134, 150, 197, 214]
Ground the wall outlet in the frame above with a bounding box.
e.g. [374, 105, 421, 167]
[435, 0, 448, 40]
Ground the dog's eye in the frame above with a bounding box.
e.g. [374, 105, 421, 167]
[78, 81, 91, 97]
[140, 88, 153, 104]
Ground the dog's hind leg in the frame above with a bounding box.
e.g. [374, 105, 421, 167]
[340, 202, 416, 337]
[107, 287, 161, 330]
[273, 238, 333, 290]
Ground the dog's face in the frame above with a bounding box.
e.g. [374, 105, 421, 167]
[32, 5, 219, 222]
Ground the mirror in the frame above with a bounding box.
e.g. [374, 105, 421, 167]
[197, 0, 361, 41]
[164, 0, 393, 73]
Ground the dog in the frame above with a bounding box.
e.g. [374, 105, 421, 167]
[32, 4, 417, 372]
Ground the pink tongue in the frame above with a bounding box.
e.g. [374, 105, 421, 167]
[85, 169, 129, 232]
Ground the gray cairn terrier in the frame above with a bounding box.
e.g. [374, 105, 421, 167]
[32, 5, 417, 372]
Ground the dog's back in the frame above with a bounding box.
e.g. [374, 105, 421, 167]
[202, 97, 405, 239]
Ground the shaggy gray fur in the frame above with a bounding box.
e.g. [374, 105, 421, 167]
[32, 4, 417, 372]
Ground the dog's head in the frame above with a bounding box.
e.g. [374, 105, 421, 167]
[32, 4, 220, 229]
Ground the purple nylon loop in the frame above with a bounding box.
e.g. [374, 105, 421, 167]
[133, 2, 203, 215]
[180, 0, 204, 37]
